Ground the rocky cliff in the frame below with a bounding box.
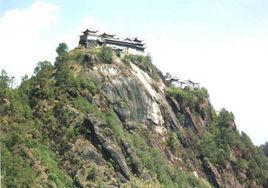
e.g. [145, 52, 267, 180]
[1, 46, 268, 187]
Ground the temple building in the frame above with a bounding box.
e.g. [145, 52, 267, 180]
[79, 29, 146, 55]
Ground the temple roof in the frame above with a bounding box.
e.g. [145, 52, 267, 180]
[82, 29, 98, 34]
[124, 38, 133, 42]
[105, 38, 146, 49]
[100, 32, 116, 38]
[133, 37, 143, 43]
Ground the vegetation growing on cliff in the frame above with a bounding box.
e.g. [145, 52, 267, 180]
[165, 86, 268, 187]
[1, 44, 268, 187]
[97, 47, 114, 64]
[123, 54, 160, 80]
[165, 86, 209, 110]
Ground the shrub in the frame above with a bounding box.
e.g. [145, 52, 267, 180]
[165, 87, 194, 109]
[76, 75, 97, 93]
[73, 97, 101, 116]
[167, 132, 178, 152]
[218, 108, 235, 128]
[55, 63, 77, 88]
[165, 86, 210, 113]
[176, 112, 185, 125]
[124, 176, 161, 188]
[87, 165, 96, 180]
[123, 54, 160, 80]
[97, 47, 113, 64]
[103, 110, 125, 140]
[192, 87, 209, 102]
[31, 143, 73, 187]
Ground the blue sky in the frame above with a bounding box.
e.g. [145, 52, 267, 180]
[3, 0, 268, 36]
[1, 0, 268, 145]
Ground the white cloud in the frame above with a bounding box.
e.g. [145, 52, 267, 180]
[0, 5, 104, 81]
[0, 1, 61, 81]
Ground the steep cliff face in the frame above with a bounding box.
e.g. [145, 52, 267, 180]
[1, 46, 268, 187]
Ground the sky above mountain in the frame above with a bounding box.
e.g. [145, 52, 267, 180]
[1, 0, 268, 145]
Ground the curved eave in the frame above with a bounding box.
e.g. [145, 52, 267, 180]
[100, 32, 116, 38]
[82, 29, 99, 34]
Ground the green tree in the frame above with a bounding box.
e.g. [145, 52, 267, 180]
[34, 61, 53, 75]
[218, 108, 235, 128]
[0, 70, 14, 89]
[56, 42, 68, 56]
[30, 61, 54, 103]
[55, 63, 77, 88]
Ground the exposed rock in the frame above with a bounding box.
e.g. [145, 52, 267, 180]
[84, 114, 131, 180]
[165, 95, 181, 114]
[130, 63, 164, 125]
[225, 162, 244, 188]
[98, 64, 119, 76]
[204, 160, 222, 188]
[184, 108, 206, 136]
[71, 138, 105, 165]
[225, 175, 243, 188]
[228, 121, 237, 130]
[102, 76, 149, 123]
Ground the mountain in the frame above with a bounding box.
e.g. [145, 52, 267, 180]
[1, 45, 268, 188]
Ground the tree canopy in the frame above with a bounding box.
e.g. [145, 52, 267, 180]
[56, 42, 68, 56]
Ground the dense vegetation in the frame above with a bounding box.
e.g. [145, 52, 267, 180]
[97, 47, 113, 64]
[165, 86, 268, 187]
[1, 43, 268, 187]
[165, 86, 209, 110]
[199, 111, 268, 186]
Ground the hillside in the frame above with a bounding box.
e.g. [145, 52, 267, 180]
[1, 45, 268, 188]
